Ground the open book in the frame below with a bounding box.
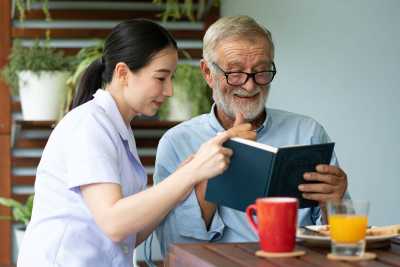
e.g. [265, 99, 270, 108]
[205, 138, 335, 211]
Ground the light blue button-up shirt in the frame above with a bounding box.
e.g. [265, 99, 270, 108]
[154, 105, 339, 256]
[18, 90, 147, 267]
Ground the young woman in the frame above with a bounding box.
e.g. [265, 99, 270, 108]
[17, 19, 252, 267]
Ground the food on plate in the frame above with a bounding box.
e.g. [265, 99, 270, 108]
[367, 224, 400, 236]
[306, 224, 400, 237]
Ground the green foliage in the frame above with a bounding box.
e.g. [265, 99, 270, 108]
[158, 64, 212, 120]
[153, 0, 220, 21]
[15, 0, 50, 22]
[0, 195, 34, 227]
[0, 40, 75, 95]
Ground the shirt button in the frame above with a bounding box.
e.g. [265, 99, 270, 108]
[122, 244, 130, 254]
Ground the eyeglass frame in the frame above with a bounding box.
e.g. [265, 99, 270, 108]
[211, 62, 277, 86]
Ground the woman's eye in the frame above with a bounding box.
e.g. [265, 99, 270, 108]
[156, 77, 166, 81]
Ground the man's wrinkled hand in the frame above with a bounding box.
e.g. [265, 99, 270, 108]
[298, 164, 347, 203]
[227, 112, 256, 141]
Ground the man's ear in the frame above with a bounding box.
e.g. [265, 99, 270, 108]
[114, 62, 129, 85]
[200, 59, 214, 88]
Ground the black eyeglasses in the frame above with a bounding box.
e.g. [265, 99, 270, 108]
[212, 62, 276, 86]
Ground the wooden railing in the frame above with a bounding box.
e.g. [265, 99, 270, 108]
[0, 0, 12, 264]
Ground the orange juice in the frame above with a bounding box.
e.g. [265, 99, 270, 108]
[329, 214, 368, 243]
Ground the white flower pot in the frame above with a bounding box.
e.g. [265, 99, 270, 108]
[13, 226, 25, 263]
[167, 96, 192, 121]
[18, 71, 69, 121]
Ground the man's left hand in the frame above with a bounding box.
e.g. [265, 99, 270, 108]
[299, 164, 347, 204]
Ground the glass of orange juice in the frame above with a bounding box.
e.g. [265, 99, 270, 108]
[327, 200, 369, 257]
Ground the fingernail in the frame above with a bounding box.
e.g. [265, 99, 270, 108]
[303, 173, 310, 179]
[298, 185, 304, 190]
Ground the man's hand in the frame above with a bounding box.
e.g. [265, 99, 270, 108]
[299, 164, 348, 203]
[227, 112, 256, 141]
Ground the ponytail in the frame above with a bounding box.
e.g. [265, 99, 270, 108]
[71, 58, 104, 109]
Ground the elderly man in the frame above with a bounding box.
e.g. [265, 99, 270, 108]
[153, 15, 348, 256]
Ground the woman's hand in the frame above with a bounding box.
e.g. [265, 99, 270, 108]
[184, 131, 233, 183]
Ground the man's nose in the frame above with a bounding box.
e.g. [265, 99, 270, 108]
[241, 76, 257, 92]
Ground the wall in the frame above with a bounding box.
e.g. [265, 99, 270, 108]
[222, 0, 400, 225]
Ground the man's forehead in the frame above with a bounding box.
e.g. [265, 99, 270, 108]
[215, 37, 273, 64]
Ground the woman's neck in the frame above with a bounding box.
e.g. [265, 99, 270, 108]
[105, 85, 136, 126]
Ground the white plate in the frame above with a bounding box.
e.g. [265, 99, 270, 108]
[297, 225, 400, 246]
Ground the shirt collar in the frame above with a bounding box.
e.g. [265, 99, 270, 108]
[208, 103, 270, 134]
[92, 89, 131, 141]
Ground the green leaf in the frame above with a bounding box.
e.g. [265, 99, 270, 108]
[0, 198, 24, 209]
[0, 40, 74, 94]
[0, 194, 34, 226]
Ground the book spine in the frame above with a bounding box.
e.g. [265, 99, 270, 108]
[264, 154, 276, 196]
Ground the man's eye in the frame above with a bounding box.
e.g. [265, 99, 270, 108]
[156, 77, 166, 81]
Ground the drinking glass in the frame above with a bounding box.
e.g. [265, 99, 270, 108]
[327, 200, 369, 257]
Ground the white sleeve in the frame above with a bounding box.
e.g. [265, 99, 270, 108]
[65, 113, 121, 189]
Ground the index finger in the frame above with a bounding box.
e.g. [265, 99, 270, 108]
[316, 164, 345, 177]
[211, 131, 231, 145]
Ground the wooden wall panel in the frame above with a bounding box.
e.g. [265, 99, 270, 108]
[0, 0, 12, 264]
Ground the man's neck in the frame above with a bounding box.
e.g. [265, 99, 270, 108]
[215, 106, 266, 130]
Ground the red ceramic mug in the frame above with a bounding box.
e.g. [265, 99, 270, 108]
[246, 197, 299, 252]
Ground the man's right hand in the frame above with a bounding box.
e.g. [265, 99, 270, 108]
[228, 112, 257, 140]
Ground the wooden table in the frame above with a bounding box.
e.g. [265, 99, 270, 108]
[167, 239, 400, 267]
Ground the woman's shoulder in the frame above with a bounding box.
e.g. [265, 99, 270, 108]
[59, 101, 116, 132]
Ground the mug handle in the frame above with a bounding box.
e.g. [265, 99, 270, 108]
[246, 204, 259, 234]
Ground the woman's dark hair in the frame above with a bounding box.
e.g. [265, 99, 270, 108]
[71, 19, 177, 108]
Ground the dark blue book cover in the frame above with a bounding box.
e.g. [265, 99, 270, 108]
[205, 138, 335, 211]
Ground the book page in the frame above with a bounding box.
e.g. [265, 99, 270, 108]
[231, 137, 278, 153]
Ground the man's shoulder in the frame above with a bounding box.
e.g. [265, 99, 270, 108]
[162, 114, 210, 140]
[268, 108, 322, 127]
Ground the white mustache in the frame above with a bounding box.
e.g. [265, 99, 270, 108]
[232, 88, 262, 97]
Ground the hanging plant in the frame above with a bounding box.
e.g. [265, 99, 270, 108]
[15, 0, 50, 22]
[153, 0, 219, 21]
[14, 0, 51, 40]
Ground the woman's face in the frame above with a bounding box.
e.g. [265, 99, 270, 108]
[123, 46, 178, 117]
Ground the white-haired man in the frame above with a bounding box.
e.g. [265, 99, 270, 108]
[154, 15, 348, 256]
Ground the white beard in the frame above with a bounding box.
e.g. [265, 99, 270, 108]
[212, 80, 269, 121]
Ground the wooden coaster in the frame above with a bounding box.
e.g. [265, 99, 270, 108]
[327, 252, 377, 261]
[256, 250, 306, 258]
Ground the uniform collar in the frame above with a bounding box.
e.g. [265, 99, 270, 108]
[92, 89, 131, 141]
[208, 103, 270, 134]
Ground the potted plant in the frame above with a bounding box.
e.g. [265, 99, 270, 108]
[0, 194, 34, 254]
[1, 40, 75, 121]
[158, 63, 212, 121]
